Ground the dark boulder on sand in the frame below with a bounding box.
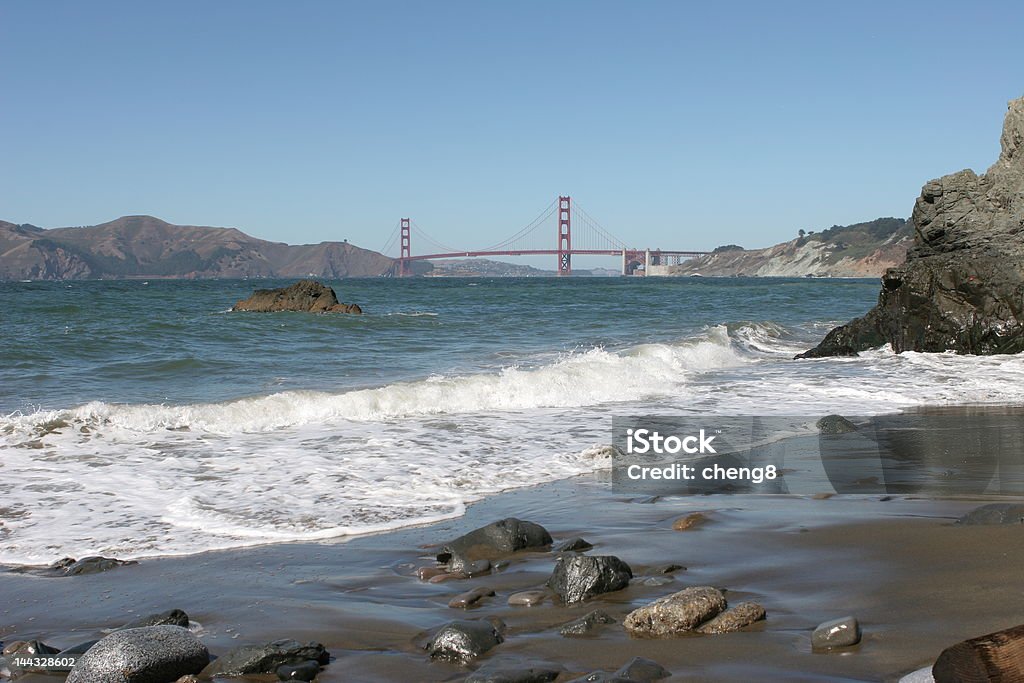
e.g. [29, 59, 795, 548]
[119, 609, 190, 630]
[38, 555, 138, 576]
[464, 658, 563, 683]
[559, 610, 617, 637]
[201, 639, 329, 676]
[956, 502, 1024, 525]
[567, 656, 671, 682]
[799, 96, 1024, 358]
[66, 625, 209, 683]
[436, 518, 552, 573]
[425, 620, 504, 662]
[232, 279, 363, 313]
[547, 555, 632, 604]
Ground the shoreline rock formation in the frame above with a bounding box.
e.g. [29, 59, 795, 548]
[799, 96, 1024, 357]
[232, 280, 362, 313]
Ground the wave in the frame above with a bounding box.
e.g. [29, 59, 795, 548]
[1, 326, 748, 438]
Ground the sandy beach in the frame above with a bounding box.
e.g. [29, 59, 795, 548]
[4, 409, 1024, 681]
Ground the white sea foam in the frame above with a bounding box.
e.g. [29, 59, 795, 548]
[1, 324, 1022, 564]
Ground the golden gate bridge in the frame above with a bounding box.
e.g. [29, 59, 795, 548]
[379, 196, 708, 276]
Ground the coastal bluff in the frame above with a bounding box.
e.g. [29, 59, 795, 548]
[232, 280, 362, 313]
[799, 96, 1024, 357]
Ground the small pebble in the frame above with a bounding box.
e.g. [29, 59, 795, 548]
[507, 590, 548, 606]
[672, 512, 708, 530]
[448, 586, 495, 609]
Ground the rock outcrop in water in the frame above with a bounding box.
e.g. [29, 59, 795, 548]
[799, 96, 1024, 357]
[232, 280, 362, 313]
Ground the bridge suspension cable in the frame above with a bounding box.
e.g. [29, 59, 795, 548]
[571, 201, 627, 251]
[475, 197, 559, 253]
[379, 220, 402, 256]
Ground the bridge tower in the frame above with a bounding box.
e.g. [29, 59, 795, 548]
[557, 196, 571, 276]
[399, 218, 411, 277]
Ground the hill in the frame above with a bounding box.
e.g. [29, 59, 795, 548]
[0, 215, 398, 280]
[662, 217, 912, 277]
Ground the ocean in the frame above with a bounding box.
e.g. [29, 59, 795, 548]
[2, 276, 1023, 565]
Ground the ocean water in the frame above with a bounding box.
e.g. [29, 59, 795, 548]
[2, 277, 1024, 564]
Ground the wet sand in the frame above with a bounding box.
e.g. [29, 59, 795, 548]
[3, 471, 1024, 682]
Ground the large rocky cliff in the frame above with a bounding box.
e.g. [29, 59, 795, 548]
[799, 96, 1024, 357]
[0, 215, 398, 280]
[663, 218, 911, 278]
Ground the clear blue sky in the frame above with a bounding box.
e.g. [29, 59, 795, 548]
[2, 1, 1022, 268]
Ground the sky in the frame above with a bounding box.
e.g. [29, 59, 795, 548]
[2, 1, 1023, 269]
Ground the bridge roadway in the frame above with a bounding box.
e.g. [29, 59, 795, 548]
[405, 249, 710, 276]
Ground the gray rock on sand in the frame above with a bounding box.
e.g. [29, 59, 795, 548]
[201, 639, 329, 676]
[956, 503, 1024, 525]
[464, 660, 563, 683]
[812, 615, 862, 651]
[547, 555, 632, 604]
[816, 415, 858, 434]
[567, 656, 671, 682]
[119, 609, 190, 630]
[623, 586, 727, 636]
[436, 518, 552, 573]
[559, 610, 617, 637]
[798, 96, 1024, 358]
[232, 280, 363, 314]
[425, 620, 504, 662]
[554, 537, 593, 552]
[66, 625, 209, 683]
[695, 602, 766, 634]
[48, 555, 138, 576]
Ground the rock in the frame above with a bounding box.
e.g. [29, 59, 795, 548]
[436, 518, 552, 573]
[559, 610, 617, 637]
[174, 677, 199, 683]
[671, 512, 708, 531]
[276, 659, 321, 681]
[48, 555, 138, 576]
[799, 96, 1024, 358]
[201, 639, 329, 676]
[695, 602, 766, 634]
[547, 555, 632, 604]
[464, 660, 563, 683]
[232, 280, 363, 314]
[464, 559, 493, 577]
[428, 571, 468, 583]
[623, 586, 727, 636]
[507, 590, 549, 607]
[119, 609, 190, 630]
[932, 622, 1024, 682]
[425, 620, 503, 662]
[816, 415, 858, 434]
[66, 625, 209, 683]
[956, 503, 1024, 525]
[449, 586, 496, 609]
[566, 657, 671, 682]
[416, 565, 448, 581]
[898, 666, 935, 683]
[812, 616, 862, 651]
[555, 537, 593, 552]
[614, 656, 671, 681]
[647, 563, 685, 574]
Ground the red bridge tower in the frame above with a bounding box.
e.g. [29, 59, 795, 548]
[399, 218, 411, 277]
[557, 196, 571, 276]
